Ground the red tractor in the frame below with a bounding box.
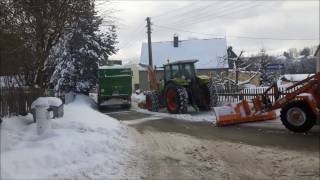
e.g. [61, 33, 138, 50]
[215, 73, 320, 133]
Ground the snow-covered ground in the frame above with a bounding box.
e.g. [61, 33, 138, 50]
[1, 95, 141, 179]
[131, 93, 281, 124]
[131, 93, 216, 123]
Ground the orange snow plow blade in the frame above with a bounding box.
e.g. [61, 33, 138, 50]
[214, 100, 276, 126]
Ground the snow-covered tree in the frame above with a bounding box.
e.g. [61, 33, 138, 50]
[50, 0, 117, 95]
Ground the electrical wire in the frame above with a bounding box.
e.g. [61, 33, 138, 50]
[153, 24, 319, 41]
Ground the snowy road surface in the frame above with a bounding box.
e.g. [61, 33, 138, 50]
[1, 96, 319, 179]
[104, 108, 320, 180]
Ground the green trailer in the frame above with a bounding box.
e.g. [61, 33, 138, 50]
[97, 66, 132, 109]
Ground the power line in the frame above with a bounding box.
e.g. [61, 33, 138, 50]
[118, 20, 145, 49]
[154, 24, 224, 37]
[152, 1, 202, 19]
[157, 1, 248, 27]
[153, 24, 319, 41]
[153, 1, 232, 27]
[177, 2, 262, 28]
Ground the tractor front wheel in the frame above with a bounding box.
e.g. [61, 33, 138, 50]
[145, 91, 159, 112]
[280, 100, 316, 133]
[198, 82, 218, 111]
[165, 83, 188, 114]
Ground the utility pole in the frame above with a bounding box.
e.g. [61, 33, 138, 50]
[146, 17, 153, 67]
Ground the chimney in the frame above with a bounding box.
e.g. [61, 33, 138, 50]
[173, 34, 178, 48]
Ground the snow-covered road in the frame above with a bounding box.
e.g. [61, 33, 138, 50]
[106, 109, 319, 180]
[1, 95, 319, 179]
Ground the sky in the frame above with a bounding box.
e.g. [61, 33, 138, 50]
[96, 0, 319, 63]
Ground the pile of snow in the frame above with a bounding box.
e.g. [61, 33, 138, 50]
[1, 95, 136, 179]
[31, 97, 63, 109]
[131, 92, 146, 108]
[136, 108, 216, 123]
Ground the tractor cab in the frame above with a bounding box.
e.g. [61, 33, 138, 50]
[163, 60, 198, 83]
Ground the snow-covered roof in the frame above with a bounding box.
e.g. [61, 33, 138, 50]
[99, 65, 131, 69]
[280, 74, 314, 82]
[275, 55, 287, 60]
[140, 38, 229, 70]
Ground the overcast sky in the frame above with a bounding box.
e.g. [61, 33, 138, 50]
[96, 0, 319, 63]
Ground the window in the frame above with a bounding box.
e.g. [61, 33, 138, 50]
[171, 65, 179, 78]
[180, 64, 194, 79]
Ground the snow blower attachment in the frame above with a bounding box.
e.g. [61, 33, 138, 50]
[214, 99, 276, 126]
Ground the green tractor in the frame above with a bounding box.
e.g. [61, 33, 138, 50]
[145, 60, 217, 114]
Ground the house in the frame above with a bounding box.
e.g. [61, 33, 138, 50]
[139, 36, 229, 90]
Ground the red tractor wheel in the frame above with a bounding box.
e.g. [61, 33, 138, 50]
[166, 89, 177, 112]
[165, 83, 188, 114]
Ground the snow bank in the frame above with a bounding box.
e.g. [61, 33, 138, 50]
[1, 95, 134, 179]
[131, 93, 146, 109]
[31, 97, 63, 109]
[131, 93, 146, 104]
[135, 108, 216, 123]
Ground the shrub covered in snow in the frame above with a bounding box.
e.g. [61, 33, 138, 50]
[49, 1, 117, 95]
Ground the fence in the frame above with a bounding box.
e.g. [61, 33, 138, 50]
[216, 85, 302, 104]
[0, 87, 44, 117]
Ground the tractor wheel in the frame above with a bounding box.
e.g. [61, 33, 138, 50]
[145, 91, 159, 112]
[165, 83, 188, 114]
[198, 82, 218, 111]
[280, 100, 316, 133]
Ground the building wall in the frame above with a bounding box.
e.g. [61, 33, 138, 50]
[138, 69, 228, 91]
[128, 64, 139, 91]
[316, 51, 320, 73]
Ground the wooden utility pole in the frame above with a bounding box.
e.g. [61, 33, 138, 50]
[146, 17, 153, 67]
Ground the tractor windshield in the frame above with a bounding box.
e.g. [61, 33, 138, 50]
[180, 63, 194, 79]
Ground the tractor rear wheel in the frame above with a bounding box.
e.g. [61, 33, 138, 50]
[280, 100, 316, 133]
[165, 83, 188, 114]
[198, 82, 218, 111]
[145, 91, 159, 112]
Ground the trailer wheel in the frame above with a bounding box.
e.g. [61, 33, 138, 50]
[165, 83, 188, 114]
[97, 97, 102, 110]
[280, 100, 316, 133]
[145, 91, 159, 112]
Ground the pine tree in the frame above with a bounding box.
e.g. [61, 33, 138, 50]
[50, 0, 117, 95]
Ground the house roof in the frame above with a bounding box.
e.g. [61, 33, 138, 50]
[165, 59, 198, 66]
[140, 38, 229, 70]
